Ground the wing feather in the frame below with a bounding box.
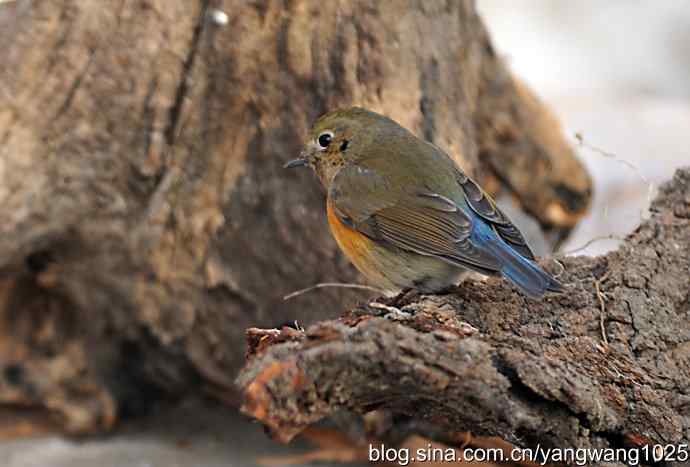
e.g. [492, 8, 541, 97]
[372, 204, 500, 274]
[455, 170, 536, 259]
[329, 165, 532, 277]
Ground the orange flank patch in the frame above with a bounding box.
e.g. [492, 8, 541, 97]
[326, 199, 384, 285]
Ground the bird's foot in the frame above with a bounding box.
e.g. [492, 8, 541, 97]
[395, 287, 422, 306]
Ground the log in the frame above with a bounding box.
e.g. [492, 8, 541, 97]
[0, 0, 590, 433]
[238, 168, 690, 465]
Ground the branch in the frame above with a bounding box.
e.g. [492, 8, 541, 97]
[237, 169, 690, 460]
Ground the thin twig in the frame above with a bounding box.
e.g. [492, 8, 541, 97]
[560, 234, 624, 256]
[368, 302, 402, 313]
[575, 132, 656, 213]
[594, 270, 611, 346]
[575, 132, 651, 185]
[283, 283, 386, 301]
[550, 257, 566, 278]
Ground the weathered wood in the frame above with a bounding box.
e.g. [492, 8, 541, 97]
[0, 0, 590, 433]
[238, 169, 690, 466]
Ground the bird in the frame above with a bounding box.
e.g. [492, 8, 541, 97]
[285, 107, 563, 298]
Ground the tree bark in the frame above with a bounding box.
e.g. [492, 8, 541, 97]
[0, 0, 590, 433]
[238, 168, 690, 466]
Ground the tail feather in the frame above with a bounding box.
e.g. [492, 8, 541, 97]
[481, 235, 562, 298]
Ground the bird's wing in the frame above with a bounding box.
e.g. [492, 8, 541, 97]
[329, 165, 503, 275]
[453, 169, 536, 260]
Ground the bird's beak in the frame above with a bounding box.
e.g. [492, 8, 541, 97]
[284, 158, 308, 169]
[284, 148, 311, 169]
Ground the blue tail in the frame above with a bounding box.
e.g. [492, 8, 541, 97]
[473, 224, 563, 298]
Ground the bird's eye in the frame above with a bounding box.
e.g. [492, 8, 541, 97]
[317, 131, 333, 149]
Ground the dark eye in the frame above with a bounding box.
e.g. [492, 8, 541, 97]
[317, 131, 333, 149]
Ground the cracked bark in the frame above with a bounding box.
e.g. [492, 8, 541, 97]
[0, 1, 591, 434]
[238, 169, 690, 467]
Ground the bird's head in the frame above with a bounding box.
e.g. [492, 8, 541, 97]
[285, 107, 390, 186]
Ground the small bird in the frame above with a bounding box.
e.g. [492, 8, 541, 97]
[285, 107, 563, 298]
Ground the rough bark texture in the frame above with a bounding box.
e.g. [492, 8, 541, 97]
[238, 168, 690, 466]
[0, 0, 590, 433]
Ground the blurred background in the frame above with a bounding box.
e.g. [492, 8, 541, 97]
[481, 0, 690, 256]
[2, 0, 688, 466]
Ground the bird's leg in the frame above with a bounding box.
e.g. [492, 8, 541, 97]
[396, 287, 421, 306]
[434, 284, 459, 295]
